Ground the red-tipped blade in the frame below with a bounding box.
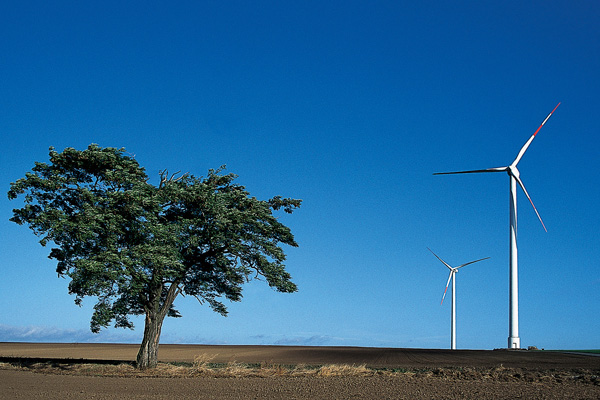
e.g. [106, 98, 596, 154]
[512, 103, 561, 166]
[441, 270, 453, 305]
[533, 102, 561, 137]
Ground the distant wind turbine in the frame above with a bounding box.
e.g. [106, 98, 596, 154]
[428, 248, 489, 350]
[434, 103, 560, 349]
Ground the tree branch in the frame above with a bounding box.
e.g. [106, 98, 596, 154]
[159, 170, 190, 188]
[159, 281, 181, 320]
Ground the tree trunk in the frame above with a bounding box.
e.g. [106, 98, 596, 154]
[136, 311, 166, 369]
[136, 282, 181, 369]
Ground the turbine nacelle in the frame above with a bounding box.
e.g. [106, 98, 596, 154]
[428, 248, 489, 305]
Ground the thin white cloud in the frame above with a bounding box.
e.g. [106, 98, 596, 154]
[0, 324, 140, 343]
[273, 335, 332, 346]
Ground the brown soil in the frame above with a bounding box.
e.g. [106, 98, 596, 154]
[1, 343, 599, 399]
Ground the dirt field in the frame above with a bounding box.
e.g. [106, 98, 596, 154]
[1, 342, 599, 399]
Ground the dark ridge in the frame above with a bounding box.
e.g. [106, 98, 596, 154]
[0, 356, 135, 367]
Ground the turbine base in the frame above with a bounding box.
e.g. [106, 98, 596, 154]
[508, 336, 521, 349]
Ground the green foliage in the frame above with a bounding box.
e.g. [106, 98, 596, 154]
[8, 144, 301, 333]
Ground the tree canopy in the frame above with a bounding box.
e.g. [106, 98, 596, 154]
[8, 144, 301, 368]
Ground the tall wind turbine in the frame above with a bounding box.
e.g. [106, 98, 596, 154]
[434, 103, 560, 349]
[428, 248, 489, 350]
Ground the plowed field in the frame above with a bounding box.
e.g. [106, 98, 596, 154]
[1, 343, 599, 399]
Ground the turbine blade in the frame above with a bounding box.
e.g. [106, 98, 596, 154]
[434, 167, 507, 176]
[441, 270, 453, 305]
[512, 103, 561, 166]
[456, 257, 490, 269]
[427, 247, 452, 270]
[535, 102, 561, 136]
[514, 174, 547, 232]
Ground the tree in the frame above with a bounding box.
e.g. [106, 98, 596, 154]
[8, 144, 301, 369]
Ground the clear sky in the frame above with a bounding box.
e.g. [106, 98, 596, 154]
[1, 1, 598, 350]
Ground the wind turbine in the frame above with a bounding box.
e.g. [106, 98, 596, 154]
[434, 103, 560, 349]
[428, 248, 489, 350]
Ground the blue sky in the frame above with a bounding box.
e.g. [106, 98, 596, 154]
[1, 1, 598, 350]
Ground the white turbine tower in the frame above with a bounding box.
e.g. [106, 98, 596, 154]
[434, 103, 560, 349]
[428, 248, 489, 350]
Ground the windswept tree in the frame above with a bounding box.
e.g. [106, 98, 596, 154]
[8, 144, 301, 369]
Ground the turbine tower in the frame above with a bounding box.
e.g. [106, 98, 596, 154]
[434, 103, 560, 349]
[428, 248, 489, 350]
